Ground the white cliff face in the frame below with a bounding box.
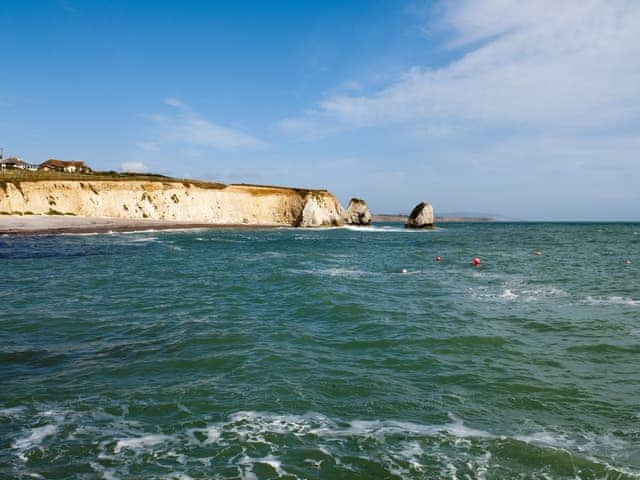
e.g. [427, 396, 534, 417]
[297, 194, 345, 227]
[344, 198, 372, 226]
[0, 181, 345, 227]
[405, 202, 434, 228]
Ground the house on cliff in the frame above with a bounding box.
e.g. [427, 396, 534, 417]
[0, 157, 38, 171]
[39, 159, 93, 173]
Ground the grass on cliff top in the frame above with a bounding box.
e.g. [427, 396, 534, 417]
[232, 183, 328, 196]
[0, 171, 329, 195]
[0, 170, 227, 190]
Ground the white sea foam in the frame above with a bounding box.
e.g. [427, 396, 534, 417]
[472, 284, 568, 303]
[515, 431, 569, 448]
[584, 296, 639, 306]
[59, 231, 105, 237]
[220, 411, 494, 442]
[500, 289, 519, 300]
[521, 286, 569, 300]
[114, 434, 171, 453]
[163, 472, 194, 480]
[12, 424, 58, 460]
[294, 267, 370, 278]
[128, 236, 159, 243]
[204, 425, 221, 444]
[342, 225, 426, 233]
[0, 406, 26, 417]
[9, 408, 637, 478]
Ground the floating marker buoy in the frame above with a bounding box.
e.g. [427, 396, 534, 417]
[401, 268, 408, 274]
[472, 257, 481, 266]
[435, 256, 442, 262]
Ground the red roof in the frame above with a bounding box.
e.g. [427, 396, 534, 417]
[40, 159, 89, 169]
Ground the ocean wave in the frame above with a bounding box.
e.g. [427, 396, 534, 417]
[289, 267, 372, 278]
[0, 406, 27, 417]
[584, 296, 639, 307]
[342, 225, 435, 233]
[12, 424, 59, 461]
[127, 236, 159, 243]
[471, 284, 569, 303]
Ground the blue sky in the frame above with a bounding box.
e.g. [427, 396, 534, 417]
[1, 0, 639, 220]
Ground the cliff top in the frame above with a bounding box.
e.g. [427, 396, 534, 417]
[0, 170, 328, 195]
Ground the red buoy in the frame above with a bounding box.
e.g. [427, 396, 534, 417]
[435, 256, 442, 262]
[472, 257, 481, 266]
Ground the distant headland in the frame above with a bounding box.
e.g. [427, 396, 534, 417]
[373, 214, 496, 223]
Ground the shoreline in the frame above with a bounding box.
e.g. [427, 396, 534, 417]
[0, 215, 283, 236]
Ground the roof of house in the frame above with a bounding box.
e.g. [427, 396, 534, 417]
[0, 157, 27, 165]
[40, 159, 88, 169]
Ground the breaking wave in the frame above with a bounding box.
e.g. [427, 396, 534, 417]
[5, 408, 638, 479]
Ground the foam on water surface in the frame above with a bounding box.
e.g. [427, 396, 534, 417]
[5, 407, 637, 479]
[584, 296, 639, 306]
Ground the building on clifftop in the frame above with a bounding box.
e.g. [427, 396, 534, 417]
[39, 159, 93, 173]
[0, 157, 38, 171]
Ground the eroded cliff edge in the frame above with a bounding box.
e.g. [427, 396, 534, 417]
[0, 180, 345, 227]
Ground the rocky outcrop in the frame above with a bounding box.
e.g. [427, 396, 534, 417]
[296, 194, 345, 227]
[344, 198, 372, 226]
[0, 180, 345, 227]
[405, 202, 434, 228]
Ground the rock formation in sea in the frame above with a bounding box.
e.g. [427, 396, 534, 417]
[296, 194, 345, 227]
[0, 179, 345, 228]
[405, 202, 434, 228]
[344, 198, 372, 226]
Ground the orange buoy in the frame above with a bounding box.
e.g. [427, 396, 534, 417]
[472, 257, 481, 266]
[435, 256, 442, 262]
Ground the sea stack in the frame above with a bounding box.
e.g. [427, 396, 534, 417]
[344, 198, 372, 226]
[296, 194, 345, 227]
[405, 202, 434, 229]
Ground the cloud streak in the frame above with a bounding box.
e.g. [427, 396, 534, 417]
[121, 161, 149, 173]
[280, 0, 640, 136]
[141, 99, 265, 151]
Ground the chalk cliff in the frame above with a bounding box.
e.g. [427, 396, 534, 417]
[0, 180, 346, 227]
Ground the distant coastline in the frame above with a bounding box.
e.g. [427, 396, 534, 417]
[372, 214, 496, 223]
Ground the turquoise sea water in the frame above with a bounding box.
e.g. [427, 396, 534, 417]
[1, 222, 639, 479]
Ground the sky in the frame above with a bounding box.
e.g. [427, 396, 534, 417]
[1, 0, 639, 220]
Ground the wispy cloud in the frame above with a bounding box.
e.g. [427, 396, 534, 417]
[280, 0, 640, 136]
[139, 99, 265, 151]
[163, 98, 188, 109]
[121, 161, 148, 173]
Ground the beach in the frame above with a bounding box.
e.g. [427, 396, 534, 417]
[0, 215, 280, 235]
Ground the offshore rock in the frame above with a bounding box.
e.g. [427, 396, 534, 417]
[344, 198, 372, 226]
[296, 194, 345, 227]
[405, 202, 434, 229]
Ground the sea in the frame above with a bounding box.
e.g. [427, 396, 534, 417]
[1, 222, 639, 479]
